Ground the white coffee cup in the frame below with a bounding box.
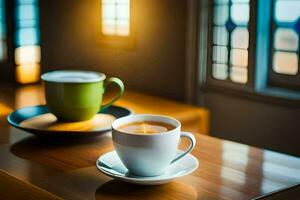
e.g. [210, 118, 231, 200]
[111, 114, 196, 177]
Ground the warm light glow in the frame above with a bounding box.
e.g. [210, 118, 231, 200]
[230, 67, 248, 84]
[14, 44, 41, 85]
[273, 51, 298, 75]
[16, 63, 40, 84]
[20, 113, 116, 131]
[102, 0, 130, 36]
[15, 45, 41, 65]
[15, 85, 44, 108]
[0, 102, 12, 116]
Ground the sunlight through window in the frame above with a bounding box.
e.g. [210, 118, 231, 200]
[272, 0, 300, 76]
[212, 0, 250, 84]
[102, 0, 130, 36]
[15, 0, 41, 84]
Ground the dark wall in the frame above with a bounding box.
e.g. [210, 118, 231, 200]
[204, 92, 300, 156]
[39, 0, 187, 101]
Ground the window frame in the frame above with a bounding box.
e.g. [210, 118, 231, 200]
[205, 0, 257, 91]
[196, 0, 300, 106]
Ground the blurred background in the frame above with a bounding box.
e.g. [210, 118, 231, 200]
[0, 0, 299, 156]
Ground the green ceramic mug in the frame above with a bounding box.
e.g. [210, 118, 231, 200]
[41, 70, 124, 121]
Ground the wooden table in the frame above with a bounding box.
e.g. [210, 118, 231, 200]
[0, 85, 299, 200]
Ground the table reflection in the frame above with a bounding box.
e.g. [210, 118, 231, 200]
[222, 141, 249, 167]
[261, 151, 300, 194]
[96, 180, 198, 200]
[0, 102, 12, 117]
[15, 85, 45, 108]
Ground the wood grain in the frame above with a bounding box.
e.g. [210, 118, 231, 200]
[0, 85, 299, 200]
[0, 169, 62, 200]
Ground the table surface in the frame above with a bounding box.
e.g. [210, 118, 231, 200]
[0, 85, 300, 200]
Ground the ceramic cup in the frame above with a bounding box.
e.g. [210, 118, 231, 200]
[111, 114, 196, 177]
[41, 70, 124, 122]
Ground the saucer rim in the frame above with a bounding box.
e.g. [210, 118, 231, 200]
[7, 105, 133, 135]
[96, 150, 199, 184]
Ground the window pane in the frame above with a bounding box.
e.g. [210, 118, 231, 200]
[275, 0, 300, 23]
[273, 51, 298, 75]
[16, 19, 37, 28]
[102, 19, 116, 35]
[15, 45, 40, 65]
[16, 28, 39, 46]
[116, 19, 129, 36]
[213, 64, 228, 80]
[274, 28, 298, 51]
[230, 49, 248, 67]
[232, 0, 249, 3]
[102, 0, 130, 36]
[231, 4, 249, 25]
[213, 26, 228, 46]
[16, 5, 38, 21]
[213, 46, 228, 64]
[15, 63, 40, 84]
[230, 66, 247, 83]
[118, 0, 130, 4]
[103, 19, 115, 25]
[116, 4, 130, 19]
[103, 0, 115, 3]
[103, 4, 116, 19]
[214, 5, 229, 25]
[231, 27, 249, 49]
[215, 0, 229, 4]
[16, 0, 37, 4]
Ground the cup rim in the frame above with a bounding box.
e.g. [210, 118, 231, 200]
[112, 114, 181, 136]
[41, 70, 106, 83]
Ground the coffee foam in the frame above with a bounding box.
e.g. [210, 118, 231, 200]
[41, 70, 105, 83]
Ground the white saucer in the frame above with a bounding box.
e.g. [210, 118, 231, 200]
[96, 150, 199, 185]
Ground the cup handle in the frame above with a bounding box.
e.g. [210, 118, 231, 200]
[171, 132, 196, 164]
[101, 77, 125, 111]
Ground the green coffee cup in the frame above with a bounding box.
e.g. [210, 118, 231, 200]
[41, 70, 124, 122]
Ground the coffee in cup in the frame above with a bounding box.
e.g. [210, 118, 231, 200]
[112, 114, 196, 177]
[117, 121, 176, 134]
[41, 70, 124, 122]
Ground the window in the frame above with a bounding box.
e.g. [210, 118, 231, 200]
[268, 0, 300, 90]
[15, 0, 41, 84]
[102, 0, 130, 36]
[206, 0, 300, 99]
[0, 0, 6, 61]
[99, 0, 134, 49]
[212, 0, 250, 84]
